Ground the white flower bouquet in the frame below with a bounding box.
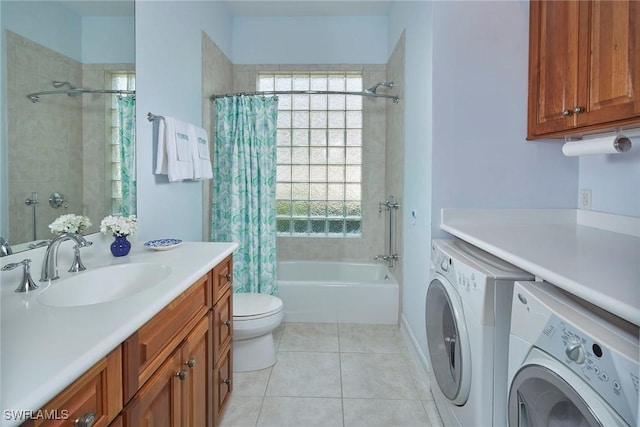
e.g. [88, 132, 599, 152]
[49, 214, 92, 235]
[100, 215, 137, 237]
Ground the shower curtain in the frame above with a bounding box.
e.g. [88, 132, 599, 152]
[117, 96, 137, 216]
[212, 95, 278, 295]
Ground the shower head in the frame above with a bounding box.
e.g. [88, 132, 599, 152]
[365, 81, 394, 94]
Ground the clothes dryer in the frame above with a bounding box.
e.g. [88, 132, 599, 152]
[508, 281, 639, 426]
[426, 239, 533, 427]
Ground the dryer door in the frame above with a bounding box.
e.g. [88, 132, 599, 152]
[508, 349, 625, 426]
[425, 275, 471, 405]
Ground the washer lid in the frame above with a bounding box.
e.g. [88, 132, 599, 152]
[234, 293, 283, 317]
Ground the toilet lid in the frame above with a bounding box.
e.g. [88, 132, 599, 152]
[234, 293, 283, 318]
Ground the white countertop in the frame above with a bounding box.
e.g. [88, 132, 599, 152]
[441, 209, 640, 326]
[0, 234, 237, 426]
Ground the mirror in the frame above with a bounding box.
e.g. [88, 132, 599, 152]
[1, 0, 135, 253]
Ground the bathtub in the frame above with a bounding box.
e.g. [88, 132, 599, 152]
[276, 261, 399, 324]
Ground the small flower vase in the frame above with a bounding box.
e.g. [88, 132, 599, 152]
[110, 234, 131, 257]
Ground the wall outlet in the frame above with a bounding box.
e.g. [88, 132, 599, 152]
[580, 189, 592, 210]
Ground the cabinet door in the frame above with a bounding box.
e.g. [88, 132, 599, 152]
[181, 314, 211, 427]
[212, 345, 233, 425]
[25, 347, 122, 427]
[212, 255, 233, 304]
[123, 349, 183, 427]
[577, 0, 640, 127]
[528, 0, 580, 138]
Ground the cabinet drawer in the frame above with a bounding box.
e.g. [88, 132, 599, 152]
[212, 344, 233, 425]
[122, 274, 210, 402]
[212, 288, 233, 364]
[211, 255, 232, 304]
[24, 347, 122, 427]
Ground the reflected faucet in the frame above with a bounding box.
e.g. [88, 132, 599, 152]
[0, 236, 12, 257]
[40, 233, 92, 281]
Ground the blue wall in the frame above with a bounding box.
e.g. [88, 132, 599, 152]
[134, 0, 232, 241]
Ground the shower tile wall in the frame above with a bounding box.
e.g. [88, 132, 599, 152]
[386, 33, 406, 290]
[6, 31, 83, 243]
[233, 64, 387, 263]
[202, 32, 233, 241]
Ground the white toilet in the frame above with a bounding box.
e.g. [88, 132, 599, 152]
[233, 292, 284, 372]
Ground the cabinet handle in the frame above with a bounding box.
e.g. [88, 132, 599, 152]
[75, 412, 96, 427]
[224, 320, 232, 327]
[186, 358, 196, 368]
[562, 109, 573, 117]
[573, 106, 585, 114]
[224, 378, 232, 387]
[224, 273, 232, 281]
[176, 369, 188, 381]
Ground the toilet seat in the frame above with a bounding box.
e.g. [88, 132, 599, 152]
[234, 293, 283, 320]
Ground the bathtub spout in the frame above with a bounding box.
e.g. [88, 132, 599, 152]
[373, 254, 399, 269]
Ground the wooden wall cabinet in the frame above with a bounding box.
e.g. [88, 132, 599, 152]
[527, 0, 640, 139]
[27, 255, 234, 427]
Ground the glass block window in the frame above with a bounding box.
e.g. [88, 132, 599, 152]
[110, 72, 135, 215]
[258, 73, 363, 236]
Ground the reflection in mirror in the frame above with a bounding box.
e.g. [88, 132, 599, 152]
[1, 1, 135, 254]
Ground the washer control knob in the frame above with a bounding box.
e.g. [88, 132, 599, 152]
[565, 341, 585, 364]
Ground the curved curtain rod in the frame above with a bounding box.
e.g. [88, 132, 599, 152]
[26, 88, 136, 103]
[210, 90, 400, 104]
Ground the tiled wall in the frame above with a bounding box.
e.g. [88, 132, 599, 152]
[232, 64, 388, 263]
[6, 31, 83, 243]
[386, 33, 405, 285]
[6, 31, 132, 244]
[202, 32, 234, 241]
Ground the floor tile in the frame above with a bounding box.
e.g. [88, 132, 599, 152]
[279, 323, 339, 352]
[341, 353, 419, 399]
[257, 397, 343, 427]
[218, 396, 262, 427]
[266, 351, 342, 397]
[232, 368, 272, 396]
[338, 323, 404, 353]
[343, 398, 430, 427]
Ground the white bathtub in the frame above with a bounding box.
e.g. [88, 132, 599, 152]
[276, 261, 399, 324]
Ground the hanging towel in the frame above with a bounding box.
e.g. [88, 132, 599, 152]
[155, 116, 194, 182]
[188, 124, 214, 180]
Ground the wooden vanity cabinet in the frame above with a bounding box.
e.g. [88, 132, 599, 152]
[527, 0, 640, 139]
[211, 256, 233, 426]
[23, 347, 122, 427]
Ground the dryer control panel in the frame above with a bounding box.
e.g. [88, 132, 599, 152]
[535, 314, 638, 426]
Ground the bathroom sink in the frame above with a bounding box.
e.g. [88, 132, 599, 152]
[37, 263, 171, 307]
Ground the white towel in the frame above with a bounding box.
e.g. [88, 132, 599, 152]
[188, 124, 213, 180]
[155, 116, 194, 182]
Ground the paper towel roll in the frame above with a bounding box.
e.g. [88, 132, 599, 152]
[562, 134, 632, 156]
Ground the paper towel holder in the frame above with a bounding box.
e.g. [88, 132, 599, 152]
[563, 131, 632, 156]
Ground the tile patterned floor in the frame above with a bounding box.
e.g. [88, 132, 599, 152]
[219, 323, 444, 427]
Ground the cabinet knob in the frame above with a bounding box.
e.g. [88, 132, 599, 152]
[176, 369, 188, 381]
[573, 106, 585, 114]
[224, 273, 232, 281]
[186, 358, 196, 368]
[224, 378, 232, 387]
[224, 320, 232, 327]
[75, 412, 96, 427]
[562, 108, 573, 117]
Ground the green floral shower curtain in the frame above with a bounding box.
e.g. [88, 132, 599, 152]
[212, 95, 278, 295]
[117, 96, 136, 216]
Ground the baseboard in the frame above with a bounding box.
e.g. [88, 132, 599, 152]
[399, 313, 431, 378]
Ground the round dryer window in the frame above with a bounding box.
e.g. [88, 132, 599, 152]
[425, 276, 471, 405]
[509, 364, 606, 427]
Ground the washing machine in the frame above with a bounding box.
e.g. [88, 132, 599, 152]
[508, 280, 639, 426]
[426, 239, 533, 427]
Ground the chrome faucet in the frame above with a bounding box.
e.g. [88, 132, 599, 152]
[0, 236, 13, 257]
[40, 233, 92, 281]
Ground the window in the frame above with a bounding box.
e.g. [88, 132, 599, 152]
[110, 72, 135, 215]
[259, 73, 363, 236]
